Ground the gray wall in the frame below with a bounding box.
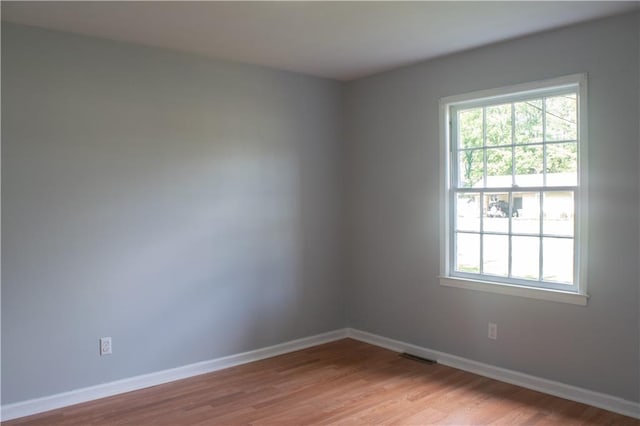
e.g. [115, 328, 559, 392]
[344, 13, 640, 402]
[1, 23, 345, 404]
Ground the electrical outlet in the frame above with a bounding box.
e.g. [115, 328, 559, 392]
[100, 337, 112, 355]
[488, 323, 497, 340]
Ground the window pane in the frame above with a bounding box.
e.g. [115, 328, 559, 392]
[515, 99, 543, 144]
[456, 232, 480, 273]
[543, 237, 573, 283]
[512, 192, 540, 234]
[456, 193, 480, 232]
[486, 148, 512, 187]
[483, 234, 508, 276]
[512, 236, 540, 280]
[458, 150, 484, 188]
[458, 108, 483, 149]
[514, 145, 543, 187]
[545, 95, 577, 142]
[484, 193, 509, 233]
[486, 103, 511, 146]
[543, 192, 574, 236]
[546, 142, 577, 186]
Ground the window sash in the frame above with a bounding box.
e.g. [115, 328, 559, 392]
[450, 187, 577, 292]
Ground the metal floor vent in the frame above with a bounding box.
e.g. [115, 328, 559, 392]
[399, 352, 437, 364]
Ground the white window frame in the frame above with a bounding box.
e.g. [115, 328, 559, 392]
[439, 74, 588, 306]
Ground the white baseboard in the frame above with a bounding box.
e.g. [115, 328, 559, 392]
[346, 328, 640, 419]
[0, 329, 348, 422]
[4, 327, 638, 421]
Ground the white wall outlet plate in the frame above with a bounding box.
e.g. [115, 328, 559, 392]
[488, 323, 498, 340]
[100, 337, 112, 355]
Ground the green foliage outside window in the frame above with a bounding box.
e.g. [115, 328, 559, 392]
[457, 94, 577, 188]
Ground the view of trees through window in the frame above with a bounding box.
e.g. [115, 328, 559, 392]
[457, 94, 577, 189]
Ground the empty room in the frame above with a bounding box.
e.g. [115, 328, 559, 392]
[2, 1, 639, 424]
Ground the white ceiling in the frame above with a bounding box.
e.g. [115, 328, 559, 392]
[2, 1, 638, 81]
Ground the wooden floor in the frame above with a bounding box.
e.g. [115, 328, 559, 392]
[5, 339, 638, 425]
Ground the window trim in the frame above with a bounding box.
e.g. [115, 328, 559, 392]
[439, 74, 588, 305]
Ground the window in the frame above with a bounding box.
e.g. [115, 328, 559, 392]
[439, 75, 588, 305]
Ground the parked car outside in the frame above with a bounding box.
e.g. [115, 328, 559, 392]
[487, 200, 519, 217]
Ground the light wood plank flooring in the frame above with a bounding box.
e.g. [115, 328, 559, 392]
[4, 339, 638, 425]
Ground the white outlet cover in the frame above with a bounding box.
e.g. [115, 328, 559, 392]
[488, 323, 498, 340]
[100, 337, 112, 355]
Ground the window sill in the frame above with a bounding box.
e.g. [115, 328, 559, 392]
[439, 276, 588, 306]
